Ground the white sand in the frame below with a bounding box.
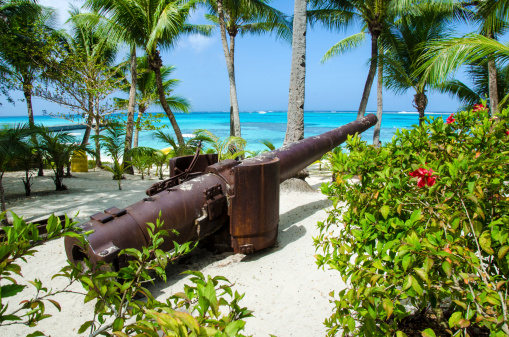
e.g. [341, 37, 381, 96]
[2, 166, 344, 336]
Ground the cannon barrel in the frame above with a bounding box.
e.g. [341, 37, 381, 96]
[65, 114, 377, 267]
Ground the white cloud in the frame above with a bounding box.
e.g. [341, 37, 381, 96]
[183, 34, 215, 53]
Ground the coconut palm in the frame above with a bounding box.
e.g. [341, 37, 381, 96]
[204, 0, 290, 138]
[0, 0, 38, 34]
[437, 61, 509, 111]
[470, 0, 509, 114]
[309, 0, 396, 121]
[194, 129, 247, 161]
[127, 146, 156, 179]
[66, 6, 119, 146]
[0, 4, 63, 176]
[0, 123, 34, 219]
[153, 129, 209, 157]
[84, 0, 212, 149]
[151, 150, 171, 179]
[94, 123, 132, 189]
[0, 4, 59, 127]
[284, 0, 306, 145]
[418, 0, 509, 114]
[419, 34, 509, 112]
[37, 128, 83, 191]
[381, 7, 454, 125]
[116, 56, 191, 148]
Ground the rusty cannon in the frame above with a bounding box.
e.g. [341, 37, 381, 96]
[65, 114, 377, 268]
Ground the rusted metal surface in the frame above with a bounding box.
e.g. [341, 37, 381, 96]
[65, 114, 377, 267]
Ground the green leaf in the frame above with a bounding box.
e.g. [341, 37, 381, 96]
[402, 254, 411, 272]
[414, 268, 430, 286]
[449, 312, 462, 328]
[373, 260, 384, 270]
[396, 331, 408, 337]
[421, 328, 436, 337]
[442, 261, 452, 277]
[479, 231, 493, 254]
[380, 205, 390, 220]
[498, 245, 509, 260]
[225, 320, 245, 336]
[411, 276, 423, 296]
[403, 275, 412, 290]
[112, 317, 124, 331]
[486, 296, 501, 306]
[453, 300, 467, 310]
[383, 299, 393, 319]
[78, 321, 93, 334]
[26, 332, 45, 337]
[1, 284, 25, 298]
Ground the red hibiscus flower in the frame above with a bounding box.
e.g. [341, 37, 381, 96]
[473, 103, 487, 112]
[409, 168, 436, 187]
[446, 114, 455, 124]
[506, 131, 509, 135]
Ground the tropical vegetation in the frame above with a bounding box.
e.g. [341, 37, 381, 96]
[317, 105, 509, 336]
[1, 0, 509, 336]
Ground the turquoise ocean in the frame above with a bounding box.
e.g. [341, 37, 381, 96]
[0, 111, 452, 152]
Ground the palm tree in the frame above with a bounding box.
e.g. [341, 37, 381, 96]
[0, 0, 38, 34]
[0, 123, 34, 220]
[66, 6, 119, 147]
[0, 1, 39, 100]
[310, 0, 396, 121]
[381, 7, 453, 125]
[373, 46, 384, 147]
[471, 0, 509, 114]
[419, 34, 509, 113]
[0, 4, 58, 127]
[84, 0, 211, 149]
[94, 123, 132, 189]
[284, 0, 306, 145]
[418, 0, 509, 114]
[1, 4, 65, 176]
[37, 128, 83, 191]
[205, 0, 290, 138]
[437, 61, 509, 111]
[116, 56, 191, 148]
[38, 6, 120, 168]
[153, 129, 208, 157]
[194, 129, 246, 161]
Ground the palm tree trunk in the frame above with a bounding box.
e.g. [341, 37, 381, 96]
[487, 31, 499, 115]
[123, 46, 137, 174]
[414, 91, 428, 126]
[94, 114, 102, 168]
[284, 0, 306, 146]
[357, 32, 380, 120]
[23, 84, 35, 126]
[0, 171, 6, 213]
[148, 50, 184, 147]
[217, 0, 241, 138]
[373, 54, 383, 147]
[23, 80, 44, 176]
[133, 105, 146, 149]
[81, 96, 94, 145]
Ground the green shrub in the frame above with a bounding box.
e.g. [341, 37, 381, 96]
[0, 212, 79, 330]
[1, 211, 253, 336]
[316, 105, 509, 336]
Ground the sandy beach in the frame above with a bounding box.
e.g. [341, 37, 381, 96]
[2, 166, 344, 337]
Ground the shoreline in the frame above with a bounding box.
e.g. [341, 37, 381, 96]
[2, 166, 342, 336]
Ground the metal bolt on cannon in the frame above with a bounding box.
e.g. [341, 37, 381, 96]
[65, 114, 377, 268]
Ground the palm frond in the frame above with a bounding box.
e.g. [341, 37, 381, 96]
[417, 34, 509, 87]
[321, 32, 366, 63]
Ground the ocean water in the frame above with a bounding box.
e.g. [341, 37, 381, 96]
[0, 111, 452, 152]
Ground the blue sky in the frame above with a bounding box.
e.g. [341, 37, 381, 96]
[0, 0, 494, 116]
